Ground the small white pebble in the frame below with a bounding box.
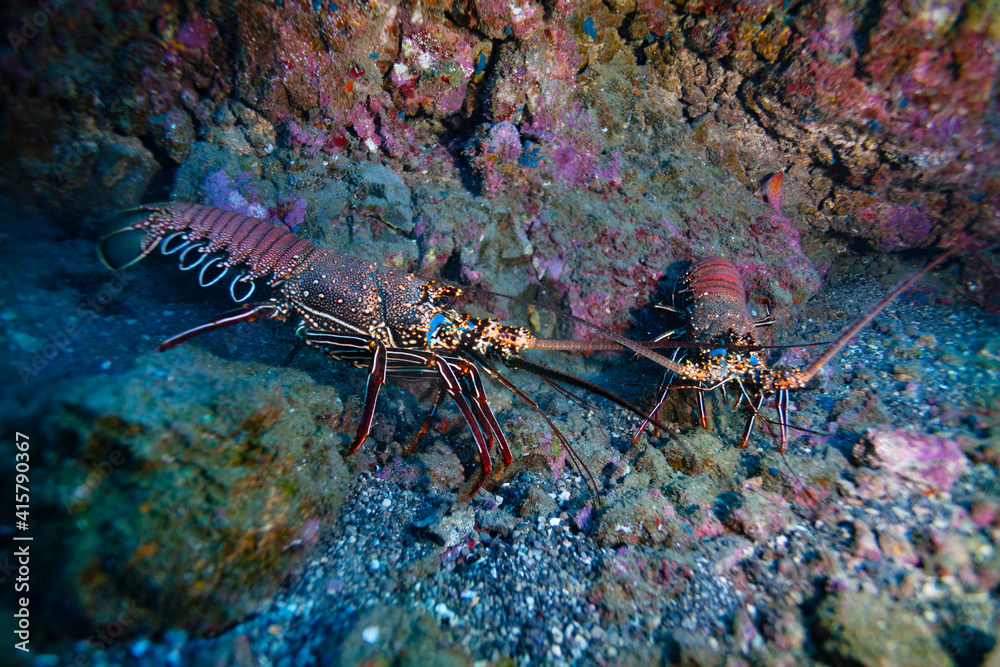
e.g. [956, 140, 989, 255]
[434, 602, 456, 623]
[361, 626, 380, 644]
[381, 498, 391, 508]
[549, 517, 561, 527]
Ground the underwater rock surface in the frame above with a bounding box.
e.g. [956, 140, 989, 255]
[26, 347, 350, 635]
[0, 0, 998, 665]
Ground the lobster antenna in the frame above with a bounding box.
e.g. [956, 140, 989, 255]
[533, 338, 835, 352]
[443, 280, 693, 375]
[505, 355, 682, 439]
[537, 374, 602, 413]
[471, 354, 602, 503]
[782, 234, 974, 388]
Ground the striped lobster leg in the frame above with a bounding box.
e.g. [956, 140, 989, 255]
[299, 329, 513, 498]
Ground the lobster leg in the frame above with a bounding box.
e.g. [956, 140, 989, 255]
[472, 354, 601, 500]
[157, 303, 283, 352]
[695, 383, 709, 429]
[776, 388, 790, 451]
[347, 342, 388, 456]
[739, 392, 766, 448]
[632, 346, 690, 443]
[392, 351, 511, 495]
[403, 389, 445, 455]
[430, 354, 496, 497]
[296, 330, 391, 454]
[299, 329, 506, 496]
[452, 358, 512, 465]
[382, 349, 509, 478]
[754, 300, 776, 328]
[633, 377, 673, 444]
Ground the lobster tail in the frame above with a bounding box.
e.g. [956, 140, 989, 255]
[98, 203, 319, 303]
[680, 257, 757, 342]
[98, 226, 151, 271]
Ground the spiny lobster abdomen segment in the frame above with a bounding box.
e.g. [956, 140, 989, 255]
[680, 257, 757, 344]
[99, 203, 318, 286]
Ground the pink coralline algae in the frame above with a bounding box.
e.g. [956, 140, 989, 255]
[772, 0, 997, 245]
[651, 0, 999, 250]
[466, 122, 524, 196]
[534, 104, 625, 191]
[275, 197, 308, 232]
[869, 205, 934, 251]
[471, 0, 545, 40]
[486, 29, 580, 132]
[723, 480, 793, 542]
[484, 121, 523, 161]
[390, 21, 476, 117]
[682, 502, 727, 540]
[176, 13, 218, 55]
[347, 103, 381, 152]
[865, 428, 969, 491]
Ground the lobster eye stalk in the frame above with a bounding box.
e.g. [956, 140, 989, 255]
[97, 226, 151, 271]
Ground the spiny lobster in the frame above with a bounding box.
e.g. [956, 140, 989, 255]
[635, 240, 972, 449]
[97, 202, 676, 498]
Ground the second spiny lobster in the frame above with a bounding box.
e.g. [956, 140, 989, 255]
[98, 202, 678, 498]
[636, 241, 971, 449]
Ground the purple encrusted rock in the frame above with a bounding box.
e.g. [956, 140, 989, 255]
[864, 427, 969, 491]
